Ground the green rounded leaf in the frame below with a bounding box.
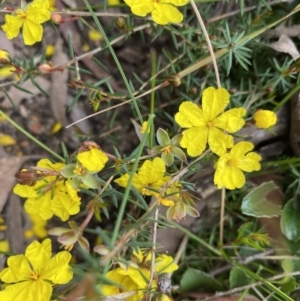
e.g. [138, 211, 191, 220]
[280, 198, 300, 241]
[82, 174, 101, 189]
[60, 164, 76, 178]
[180, 268, 223, 292]
[241, 181, 282, 217]
[171, 146, 187, 162]
[157, 128, 170, 146]
[162, 152, 174, 166]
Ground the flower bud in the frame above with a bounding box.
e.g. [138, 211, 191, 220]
[38, 63, 53, 74]
[253, 109, 277, 129]
[0, 49, 11, 64]
[166, 73, 181, 87]
[51, 13, 63, 24]
[115, 17, 127, 30]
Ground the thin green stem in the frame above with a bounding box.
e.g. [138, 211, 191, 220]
[105, 114, 155, 273]
[149, 49, 157, 149]
[167, 219, 222, 256]
[0, 110, 64, 161]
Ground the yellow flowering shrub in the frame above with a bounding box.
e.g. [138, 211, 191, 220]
[2, 0, 51, 45]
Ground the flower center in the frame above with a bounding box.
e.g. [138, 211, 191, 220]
[29, 271, 40, 281]
[206, 121, 214, 128]
[73, 165, 85, 175]
[227, 159, 239, 167]
[16, 8, 26, 18]
[161, 145, 172, 155]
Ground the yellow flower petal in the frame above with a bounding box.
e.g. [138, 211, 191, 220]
[23, 19, 43, 45]
[25, 239, 52, 271]
[124, 0, 154, 17]
[161, 0, 189, 5]
[0, 134, 16, 146]
[208, 127, 234, 156]
[26, 0, 51, 24]
[77, 148, 108, 172]
[24, 195, 54, 220]
[202, 87, 230, 121]
[152, 3, 183, 25]
[253, 110, 277, 129]
[1, 14, 24, 40]
[114, 173, 131, 188]
[0, 254, 32, 282]
[180, 126, 208, 157]
[213, 107, 246, 132]
[41, 251, 73, 283]
[155, 254, 178, 273]
[0, 279, 52, 301]
[214, 163, 245, 190]
[175, 101, 205, 128]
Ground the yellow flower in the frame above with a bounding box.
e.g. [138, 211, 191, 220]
[102, 269, 142, 301]
[0, 240, 9, 252]
[214, 141, 261, 190]
[114, 157, 170, 196]
[45, 44, 55, 57]
[175, 87, 246, 157]
[13, 159, 81, 221]
[48, 0, 56, 11]
[1, 0, 51, 45]
[0, 239, 73, 301]
[0, 49, 10, 64]
[124, 0, 189, 25]
[101, 249, 178, 301]
[108, 0, 120, 4]
[253, 109, 277, 129]
[88, 30, 102, 41]
[141, 121, 149, 134]
[77, 148, 108, 173]
[24, 214, 47, 239]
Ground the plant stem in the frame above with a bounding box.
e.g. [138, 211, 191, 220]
[190, 0, 220, 88]
[0, 110, 64, 161]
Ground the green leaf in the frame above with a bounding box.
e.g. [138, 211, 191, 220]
[157, 128, 170, 146]
[229, 267, 248, 289]
[280, 198, 300, 241]
[82, 174, 101, 189]
[241, 181, 281, 217]
[162, 152, 173, 166]
[180, 268, 223, 293]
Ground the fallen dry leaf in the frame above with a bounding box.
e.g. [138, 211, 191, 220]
[50, 36, 69, 126]
[0, 77, 51, 109]
[267, 34, 299, 60]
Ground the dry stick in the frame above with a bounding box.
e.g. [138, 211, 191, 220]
[66, 81, 168, 128]
[201, 271, 300, 301]
[147, 204, 160, 300]
[189, 0, 226, 245]
[189, 0, 220, 88]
